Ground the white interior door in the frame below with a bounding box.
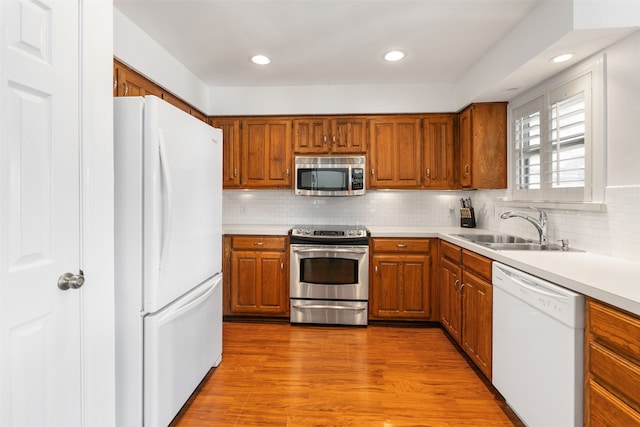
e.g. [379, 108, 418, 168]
[0, 1, 83, 425]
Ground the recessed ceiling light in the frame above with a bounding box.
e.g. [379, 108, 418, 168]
[384, 50, 405, 62]
[550, 53, 573, 63]
[251, 54, 271, 65]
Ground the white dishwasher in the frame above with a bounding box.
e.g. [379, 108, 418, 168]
[492, 262, 585, 427]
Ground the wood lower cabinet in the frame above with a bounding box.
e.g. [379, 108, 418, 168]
[370, 238, 436, 321]
[224, 235, 289, 317]
[439, 240, 462, 342]
[585, 298, 640, 426]
[369, 117, 422, 188]
[438, 240, 493, 379]
[459, 102, 507, 189]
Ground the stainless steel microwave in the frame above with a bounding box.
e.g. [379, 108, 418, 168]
[294, 156, 366, 196]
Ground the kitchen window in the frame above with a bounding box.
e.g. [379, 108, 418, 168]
[509, 55, 605, 206]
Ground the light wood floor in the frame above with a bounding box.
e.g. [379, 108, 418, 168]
[171, 321, 522, 427]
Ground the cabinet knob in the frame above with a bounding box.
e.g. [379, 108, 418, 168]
[464, 164, 470, 175]
[323, 135, 328, 144]
[371, 169, 375, 176]
[454, 279, 460, 291]
[426, 168, 430, 178]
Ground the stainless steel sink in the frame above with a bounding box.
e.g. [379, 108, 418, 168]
[455, 234, 534, 244]
[454, 234, 582, 252]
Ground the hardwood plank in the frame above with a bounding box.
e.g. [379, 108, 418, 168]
[171, 322, 522, 426]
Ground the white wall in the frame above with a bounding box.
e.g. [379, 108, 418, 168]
[113, 8, 210, 113]
[208, 82, 458, 116]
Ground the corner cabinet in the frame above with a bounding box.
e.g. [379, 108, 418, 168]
[459, 102, 507, 189]
[223, 235, 289, 317]
[438, 240, 493, 379]
[585, 299, 640, 426]
[293, 117, 367, 154]
[241, 119, 293, 188]
[369, 238, 437, 321]
[369, 117, 422, 189]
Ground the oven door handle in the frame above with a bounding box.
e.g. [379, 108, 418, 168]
[292, 304, 367, 311]
[291, 247, 368, 254]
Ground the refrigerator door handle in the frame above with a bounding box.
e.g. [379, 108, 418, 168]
[158, 130, 173, 271]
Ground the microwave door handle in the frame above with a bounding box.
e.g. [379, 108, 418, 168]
[311, 171, 317, 189]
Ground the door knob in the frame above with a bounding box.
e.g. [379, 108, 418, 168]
[58, 270, 85, 290]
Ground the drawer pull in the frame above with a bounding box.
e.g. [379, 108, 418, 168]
[397, 244, 407, 248]
[254, 242, 264, 246]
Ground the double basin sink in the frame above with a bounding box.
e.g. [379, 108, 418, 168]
[455, 234, 581, 251]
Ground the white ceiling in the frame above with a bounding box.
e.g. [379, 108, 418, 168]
[113, 0, 541, 87]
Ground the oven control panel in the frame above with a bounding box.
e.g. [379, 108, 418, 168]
[290, 226, 368, 238]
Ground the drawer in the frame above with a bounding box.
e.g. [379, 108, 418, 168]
[440, 240, 461, 263]
[232, 236, 287, 251]
[588, 299, 640, 362]
[588, 379, 640, 426]
[589, 341, 640, 411]
[372, 238, 431, 253]
[462, 249, 492, 281]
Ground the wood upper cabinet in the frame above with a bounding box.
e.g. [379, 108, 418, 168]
[211, 118, 241, 188]
[438, 241, 493, 380]
[585, 299, 640, 426]
[293, 117, 367, 154]
[241, 119, 292, 188]
[422, 114, 458, 189]
[226, 235, 289, 317]
[370, 238, 436, 321]
[369, 117, 422, 188]
[114, 59, 208, 123]
[113, 59, 163, 98]
[459, 102, 507, 189]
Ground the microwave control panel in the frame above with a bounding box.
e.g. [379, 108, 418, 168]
[352, 168, 364, 190]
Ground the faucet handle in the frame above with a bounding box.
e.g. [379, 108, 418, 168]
[557, 239, 570, 250]
[528, 206, 548, 221]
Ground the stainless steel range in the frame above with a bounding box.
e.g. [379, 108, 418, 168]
[289, 225, 370, 326]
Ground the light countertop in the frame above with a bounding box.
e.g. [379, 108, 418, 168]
[224, 224, 640, 316]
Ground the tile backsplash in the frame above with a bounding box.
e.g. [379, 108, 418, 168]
[223, 185, 640, 263]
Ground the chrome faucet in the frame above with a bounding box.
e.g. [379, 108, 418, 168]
[500, 208, 548, 246]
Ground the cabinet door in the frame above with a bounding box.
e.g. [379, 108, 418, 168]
[369, 118, 422, 188]
[230, 250, 288, 315]
[212, 119, 241, 188]
[461, 270, 493, 379]
[401, 254, 432, 318]
[423, 114, 457, 189]
[458, 103, 507, 189]
[293, 118, 329, 154]
[371, 254, 403, 318]
[371, 254, 432, 320]
[459, 107, 472, 188]
[439, 256, 462, 343]
[242, 119, 292, 188]
[331, 118, 367, 154]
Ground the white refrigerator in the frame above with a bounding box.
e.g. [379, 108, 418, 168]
[114, 96, 223, 427]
